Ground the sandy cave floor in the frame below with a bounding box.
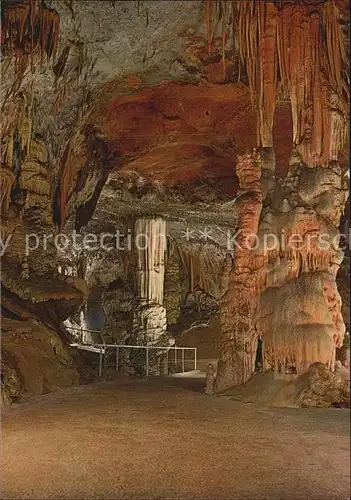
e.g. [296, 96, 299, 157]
[1, 376, 350, 500]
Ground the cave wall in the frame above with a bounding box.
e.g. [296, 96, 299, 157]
[164, 241, 182, 326]
[1, 318, 92, 405]
[0, 1, 120, 403]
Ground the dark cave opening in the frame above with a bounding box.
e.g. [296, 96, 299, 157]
[254, 336, 263, 372]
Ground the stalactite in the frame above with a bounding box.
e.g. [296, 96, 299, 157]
[275, 0, 347, 165]
[38, 7, 60, 63]
[0, 167, 16, 215]
[1, 1, 60, 64]
[1, 2, 60, 223]
[3, 3, 31, 52]
[58, 141, 73, 230]
[204, 0, 348, 165]
[322, 1, 349, 104]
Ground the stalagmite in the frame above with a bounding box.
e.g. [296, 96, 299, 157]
[133, 218, 167, 344]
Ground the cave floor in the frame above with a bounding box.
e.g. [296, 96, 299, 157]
[2, 376, 350, 500]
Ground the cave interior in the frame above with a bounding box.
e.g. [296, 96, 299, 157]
[0, 1, 350, 497]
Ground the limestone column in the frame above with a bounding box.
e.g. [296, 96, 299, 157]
[215, 1, 348, 393]
[133, 218, 167, 344]
[215, 151, 264, 391]
[217, 156, 347, 392]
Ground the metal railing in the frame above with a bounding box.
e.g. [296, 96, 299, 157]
[91, 344, 197, 378]
[66, 326, 197, 378]
[65, 326, 106, 346]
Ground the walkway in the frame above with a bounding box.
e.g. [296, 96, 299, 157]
[1, 376, 350, 499]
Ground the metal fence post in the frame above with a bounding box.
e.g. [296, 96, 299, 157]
[146, 347, 149, 377]
[182, 348, 185, 373]
[166, 349, 169, 375]
[194, 348, 197, 370]
[174, 346, 177, 373]
[116, 346, 119, 372]
[99, 346, 103, 377]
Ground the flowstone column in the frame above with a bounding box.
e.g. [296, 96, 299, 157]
[215, 151, 264, 391]
[132, 218, 167, 344]
[214, 1, 348, 393]
[255, 160, 347, 376]
[216, 155, 348, 393]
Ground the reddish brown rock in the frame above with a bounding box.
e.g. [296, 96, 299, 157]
[216, 151, 264, 391]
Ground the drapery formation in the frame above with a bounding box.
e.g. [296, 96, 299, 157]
[0, 0, 59, 217]
[1, 0, 59, 66]
[204, 0, 349, 165]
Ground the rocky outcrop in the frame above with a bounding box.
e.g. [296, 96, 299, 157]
[297, 362, 349, 408]
[1, 318, 90, 406]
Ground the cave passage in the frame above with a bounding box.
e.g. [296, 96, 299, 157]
[0, 0, 350, 499]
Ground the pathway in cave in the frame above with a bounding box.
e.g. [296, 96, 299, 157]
[2, 376, 350, 500]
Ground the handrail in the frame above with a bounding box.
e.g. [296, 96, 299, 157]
[65, 326, 106, 346]
[71, 342, 197, 378]
[90, 344, 196, 350]
[66, 326, 105, 334]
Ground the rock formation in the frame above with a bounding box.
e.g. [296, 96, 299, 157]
[0, 0, 118, 402]
[297, 361, 349, 408]
[213, 0, 349, 391]
[163, 242, 182, 327]
[132, 218, 167, 344]
[1, 317, 91, 405]
[217, 150, 264, 389]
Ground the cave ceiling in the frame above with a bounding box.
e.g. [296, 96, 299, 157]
[2, 0, 348, 237]
[1, 0, 349, 326]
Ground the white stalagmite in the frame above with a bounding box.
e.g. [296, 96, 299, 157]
[134, 218, 167, 343]
[135, 218, 166, 305]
